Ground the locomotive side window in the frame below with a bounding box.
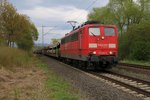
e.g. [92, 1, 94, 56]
[89, 28, 100, 36]
[61, 32, 79, 44]
[61, 38, 65, 44]
[66, 36, 70, 43]
[71, 32, 78, 42]
[104, 28, 115, 36]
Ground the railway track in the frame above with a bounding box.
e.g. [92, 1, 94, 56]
[62, 58, 150, 99]
[89, 71, 150, 99]
[118, 63, 150, 70]
[44, 55, 150, 99]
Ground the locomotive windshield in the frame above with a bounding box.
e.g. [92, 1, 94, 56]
[89, 28, 100, 36]
[104, 28, 115, 36]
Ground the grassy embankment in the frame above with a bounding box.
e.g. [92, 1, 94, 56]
[39, 63, 80, 100]
[0, 46, 82, 100]
[0, 46, 33, 68]
[120, 60, 150, 67]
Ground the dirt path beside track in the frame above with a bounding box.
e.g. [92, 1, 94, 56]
[0, 66, 49, 100]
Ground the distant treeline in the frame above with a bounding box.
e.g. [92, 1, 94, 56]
[88, 0, 150, 61]
[0, 0, 38, 51]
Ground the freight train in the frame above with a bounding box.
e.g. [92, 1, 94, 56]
[37, 21, 118, 70]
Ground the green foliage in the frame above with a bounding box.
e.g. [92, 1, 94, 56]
[16, 34, 34, 51]
[88, 0, 150, 34]
[119, 21, 150, 60]
[51, 38, 60, 45]
[130, 41, 149, 60]
[120, 59, 150, 66]
[0, 0, 38, 50]
[88, 7, 115, 24]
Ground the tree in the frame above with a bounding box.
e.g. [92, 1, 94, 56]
[14, 14, 38, 50]
[138, 0, 150, 21]
[0, 0, 18, 46]
[88, 0, 149, 34]
[30, 23, 38, 41]
[51, 38, 60, 46]
[88, 7, 115, 24]
[0, 0, 38, 50]
[120, 21, 150, 60]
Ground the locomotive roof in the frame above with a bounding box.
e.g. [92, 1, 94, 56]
[61, 24, 116, 39]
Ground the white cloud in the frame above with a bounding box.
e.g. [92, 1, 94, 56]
[19, 6, 88, 23]
[19, 5, 86, 44]
[11, 0, 109, 44]
[35, 26, 70, 44]
[24, 0, 43, 5]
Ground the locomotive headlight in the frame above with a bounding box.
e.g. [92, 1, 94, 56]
[109, 51, 113, 55]
[93, 51, 96, 54]
[101, 36, 104, 40]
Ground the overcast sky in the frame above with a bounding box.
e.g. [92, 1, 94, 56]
[9, 0, 109, 44]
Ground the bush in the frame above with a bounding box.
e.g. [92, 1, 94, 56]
[0, 46, 33, 68]
[130, 41, 150, 60]
[119, 21, 150, 61]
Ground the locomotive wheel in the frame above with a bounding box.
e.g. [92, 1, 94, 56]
[94, 62, 100, 71]
[78, 61, 83, 68]
[72, 60, 78, 67]
[63, 59, 66, 63]
[80, 61, 87, 70]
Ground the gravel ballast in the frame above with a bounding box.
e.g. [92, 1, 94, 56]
[41, 56, 144, 100]
[111, 66, 150, 82]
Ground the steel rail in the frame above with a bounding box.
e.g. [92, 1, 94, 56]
[90, 72, 150, 97]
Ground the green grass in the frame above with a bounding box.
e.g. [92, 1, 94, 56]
[38, 63, 79, 100]
[0, 46, 34, 68]
[14, 88, 20, 100]
[120, 59, 150, 66]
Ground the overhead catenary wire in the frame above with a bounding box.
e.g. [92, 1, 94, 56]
[42, 0, 98, 31]
[85, 0, 98, 10]
[40, 0, 99, 44]
[72, 0, 98, 22]
[44, 26, 57, 36]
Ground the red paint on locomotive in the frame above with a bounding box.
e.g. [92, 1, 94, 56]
[60, 24, 118, 64]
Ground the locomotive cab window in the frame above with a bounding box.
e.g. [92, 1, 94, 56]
[89, 28, 100, 36]
[104, 28, 115, 36]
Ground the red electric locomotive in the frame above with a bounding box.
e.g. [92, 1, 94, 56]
[60, 22, 118, 69]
